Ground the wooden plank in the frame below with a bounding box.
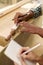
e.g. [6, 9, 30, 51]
[0, 0, 31, 18]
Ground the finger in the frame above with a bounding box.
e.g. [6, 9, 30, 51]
[14, 12, 23, 19]
[20, 57, 26, 65]
[21, 52, 35, 61]
[14, 18, 19, 24]
[14, 12, 20, 19]
[14, 18, 22, 24]
[19, 47, 29, 55]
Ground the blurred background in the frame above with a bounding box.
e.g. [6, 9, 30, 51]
[0, 0, 22, 9]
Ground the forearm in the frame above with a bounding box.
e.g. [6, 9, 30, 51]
[22, 5, 41, 21]
[26, 23, 43, 37]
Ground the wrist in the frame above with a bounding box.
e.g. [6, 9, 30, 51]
[23, 10, 34, 21]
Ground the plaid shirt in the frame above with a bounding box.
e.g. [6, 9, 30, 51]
[31, 5, 42, 18]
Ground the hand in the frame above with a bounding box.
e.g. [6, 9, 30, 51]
[14, 57, 26, 65]
[13, 12, 24, 24]
[19, 22, 36, 34]
[20, 47, 38, 62]
[13, 9, 34, 24]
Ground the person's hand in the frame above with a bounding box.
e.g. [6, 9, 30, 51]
[19, 21, 36, 34]
[20, 47, 38, 62]
[13, 9, 34, 24]
[13, 12, 24, 24]
[14, 57, 26, 65]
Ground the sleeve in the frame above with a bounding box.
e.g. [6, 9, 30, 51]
[31, 5, 42, 18]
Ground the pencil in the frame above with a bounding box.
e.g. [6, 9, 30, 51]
[23, 43, 40, 55]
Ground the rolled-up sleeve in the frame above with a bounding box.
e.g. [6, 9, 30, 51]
[31, 5, 42, 18]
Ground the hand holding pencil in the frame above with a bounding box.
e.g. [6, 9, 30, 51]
[19, 44, 42, 63]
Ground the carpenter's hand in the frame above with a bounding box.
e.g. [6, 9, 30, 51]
[19, 22, 36, 34]
[13, 12, 24, 24]
[20, 47, 38, 62]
